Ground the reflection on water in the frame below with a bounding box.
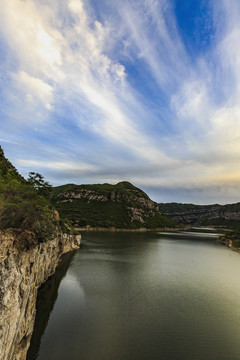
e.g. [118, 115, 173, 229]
[27, 231, 240, 360]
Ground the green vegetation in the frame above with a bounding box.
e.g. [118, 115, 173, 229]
[219, 228, 240, 249]
[0, 146, 25, 183]
[0, 146, 57, 242]
[0, 179, 57, 241]
[158, 202, 221, 216]
[51, 182, 176, 229]
[53, 181, 149, 199]
[227, 229, 240, 248]
[158, 202, 202, 212]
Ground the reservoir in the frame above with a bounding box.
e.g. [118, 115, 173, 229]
[27, 231, 240, 360]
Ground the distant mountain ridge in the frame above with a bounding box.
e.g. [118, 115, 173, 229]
[158, 202, 240, 227]
[51, 181, 176, 229]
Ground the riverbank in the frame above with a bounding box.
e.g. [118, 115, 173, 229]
[218, 235, 240, 253]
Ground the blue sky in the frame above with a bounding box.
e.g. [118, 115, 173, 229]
[1, 0, 240, 204]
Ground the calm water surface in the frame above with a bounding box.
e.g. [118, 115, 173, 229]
[27, 231, 240, 360]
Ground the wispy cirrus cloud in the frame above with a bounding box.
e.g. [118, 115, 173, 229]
[1, 0, 240, 203]
[0, 0, 175, 162]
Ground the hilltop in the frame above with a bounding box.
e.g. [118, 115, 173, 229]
[51, 181, 176, 229]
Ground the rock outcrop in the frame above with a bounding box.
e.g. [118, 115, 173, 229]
[0, 229, 81, 360]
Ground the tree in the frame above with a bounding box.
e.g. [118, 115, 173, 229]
[27, 172, 53, 198]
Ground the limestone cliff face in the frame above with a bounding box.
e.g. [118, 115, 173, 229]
[0, 230, 81, 360]
[59, 189, 109, 203]
[58, 188, 159, 210]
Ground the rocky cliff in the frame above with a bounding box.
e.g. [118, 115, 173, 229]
[158, 202, 240, 227]
[51, 181, 176, 229]
[0, 229, 81, 360]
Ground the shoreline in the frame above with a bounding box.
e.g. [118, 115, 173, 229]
[74, 226, 188, 232]
[76, 226, 240, 255]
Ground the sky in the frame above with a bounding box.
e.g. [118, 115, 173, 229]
[1, 0, 240, 205]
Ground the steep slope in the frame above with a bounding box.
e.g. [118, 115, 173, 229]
[51, 181, 176, 229]
[0, 147, 57, 240]
[0, 146, 25, 182]
[158, 202, 240, 227]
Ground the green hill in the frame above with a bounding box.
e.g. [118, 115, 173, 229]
[51, 181, 176, 229]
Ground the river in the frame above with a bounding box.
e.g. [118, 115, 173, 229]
[27, 230, 240, 360]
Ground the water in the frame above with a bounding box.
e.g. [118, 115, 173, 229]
[27, 231, 240, 360]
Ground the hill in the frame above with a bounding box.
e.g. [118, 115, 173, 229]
[51, 181, 176, 229]
[158, 202, 240, 228]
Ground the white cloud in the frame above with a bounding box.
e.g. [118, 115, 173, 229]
[37, 27, 62, 66]
[0, 0, 63, 71]
[69, 0, 85, 15]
